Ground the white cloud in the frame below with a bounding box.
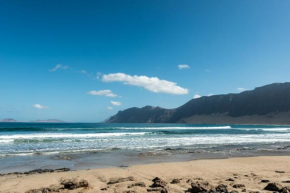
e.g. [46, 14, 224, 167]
[237, 87, 247, 92]
[49, 64, 68, 72]
[32, 104, 49, 109]
[102, 73, 188, 95]
[193, 94, 201, 99]
[208, 93, 213, 96]
[111, 101, 122, 106]
[87, 90, 118, 97]
[178, 64, 190, 69]
[107, 106, 113, 110]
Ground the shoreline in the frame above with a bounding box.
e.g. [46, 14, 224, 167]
[1, 142, 290, 174]
[1, 155, 290, 192]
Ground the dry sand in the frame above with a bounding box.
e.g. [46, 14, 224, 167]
[1, 156, 290, 193]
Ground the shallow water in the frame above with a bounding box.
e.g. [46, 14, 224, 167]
[1, 123, 290, 173]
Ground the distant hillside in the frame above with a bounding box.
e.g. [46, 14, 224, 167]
[30, 119, 64, 123]
[0, 118, 17, 122]
[106, 82, 290, 125]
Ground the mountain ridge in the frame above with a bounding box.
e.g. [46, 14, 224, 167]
[106, 82, 290, 125]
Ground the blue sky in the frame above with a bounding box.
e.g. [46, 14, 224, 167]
[0, 0, 290, 122]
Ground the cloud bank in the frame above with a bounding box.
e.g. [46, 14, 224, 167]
[32, 104, 49, 109]
[178, 64, 190, 69]
[107, 106, 113, 110]
[49, 64, 68, 72]
[87, 90, 118, 97]
[102, 73, 188, 95]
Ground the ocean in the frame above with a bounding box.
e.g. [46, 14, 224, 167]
[1, 123, 290, 173]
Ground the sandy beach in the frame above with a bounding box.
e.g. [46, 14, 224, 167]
[1, 156, 290, 193]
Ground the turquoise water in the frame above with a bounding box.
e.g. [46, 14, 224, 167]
[1, 123, 290, 156]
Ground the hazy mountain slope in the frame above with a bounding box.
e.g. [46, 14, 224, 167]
[106, 82, 290, 124]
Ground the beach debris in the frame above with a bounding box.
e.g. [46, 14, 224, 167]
[107, 176, 134, 184]
[216, 184, 228, 193]
[119, 165, 129, 168]
[128, 182, 146, 188]
[188, 181, 214, 193]
[0, 168, 70, 176]
[123, 191, 137, 193]
[60, 179, 89, 190]
[261, 180, 270, 183]
[151, 177, 167, 188]
[226, 178, 235, 182]
[232, 184, 246, 189]
[171, 178, 181, 184]
[276, 171, 286, 174]
[264, 182, 283, 191]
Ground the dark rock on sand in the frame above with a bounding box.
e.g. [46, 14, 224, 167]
[26, 185, 64, 193]
[161, 188, 168, 193]
[123, 191, 137, 193]
[276, 171, 286, 173]
[261, 180, 270, 183]
[241, 189, 246, 192]
[171, 179, 181, 184]
[189, 181, 214, 193]
[147, 187, 163, 192]
[127, 182, 146, 188]
[25, 179, 89, 193]
[230, 191, 239, 193]
[264, 182, 283, 191]
[187, 179, 193, 183]
[107, 176, 134, 184]
[282, 181, 290, 183]
[151, 177, 167, 188]
[60, 179, 89, 190]
[281, 187, 290, 193]
[226, 178, 235, 182]
[232, 184, 246, 189]
[216, 184, 228, 193]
